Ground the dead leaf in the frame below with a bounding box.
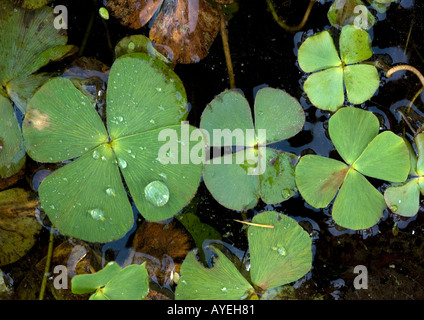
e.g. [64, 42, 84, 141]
[150, 0, 220, 63]
[127, 220, 194, 286]
[106, 0, 164, 29]
[0, 188, 42, 266]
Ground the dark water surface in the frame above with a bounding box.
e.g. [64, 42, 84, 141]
[3, 0, 424, 300]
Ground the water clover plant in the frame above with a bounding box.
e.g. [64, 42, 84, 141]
[0, 1, 76, 178]
[71, 261, 149, 300]
[175, 211, 312, 300]
[297, 25, 380, 111]
[384, 133, 424, 217]
[295, 107, 410, 230]
[22, 53, 204, 243]
[199, 87, 305, 211]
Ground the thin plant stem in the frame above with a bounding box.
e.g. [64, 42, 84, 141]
[266, 0, 315, 32]
[218, 5, 236, 89]
[386, 64, 424, 87]
[39, 229, 54, 300]
[407, 86, 424, 113]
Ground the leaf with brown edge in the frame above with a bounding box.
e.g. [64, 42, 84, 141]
[150, 0, 220, 63]
[0, 188, 42, 267]
[106, 0, 164, 29]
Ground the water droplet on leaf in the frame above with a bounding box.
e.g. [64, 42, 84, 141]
[118, 158, 127, 169]
[106, 188, 116, 196]
[144, 181, 170, 207]
[89, 208, 105, 221]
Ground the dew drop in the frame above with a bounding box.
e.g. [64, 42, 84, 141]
[390, 205, 398, 213]
[144, 180, 170, 207]
[281, 189, 292, 200]
[118, 116, 124, 122]
[118, 158, 127, 169]
[159, 172, 167, 179]
[149, 119, 155, 124]
[89, 208, 105, 221]
[92, 150, 100, 159]
[106, 187, 116, 196]
[221, 287, 228, 293]
[272, 244, 287, 256]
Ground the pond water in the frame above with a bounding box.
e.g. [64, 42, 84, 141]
[1, 0, 424, 300]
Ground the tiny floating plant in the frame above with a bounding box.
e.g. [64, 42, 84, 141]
[175, 211, 312, 300]
[295, 107, 410, 230]
[22, 53, 204, 243]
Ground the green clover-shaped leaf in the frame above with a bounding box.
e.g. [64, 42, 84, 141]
[384, 133, 424, 217]
[71, 261, 149, 300]
[296, 107, 410, 230]
[199, 88, 305, 211]
[22, 53, 204, 243]
[298, 25, 379, 111]
[175, 211, 312, 299]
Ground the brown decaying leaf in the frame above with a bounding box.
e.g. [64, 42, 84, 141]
[150, 0, 220, 63]
[127, 220, 194, 286]
[106, 0, 164, 29]
[0, 188, 42, 267]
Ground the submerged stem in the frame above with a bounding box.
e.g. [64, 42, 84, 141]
[266, 0, 315, 32]
[39, 229, 54, 300]
[218, 5, 236, 89]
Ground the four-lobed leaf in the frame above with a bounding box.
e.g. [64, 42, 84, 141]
[175, 211, 312, 299]
[296, 107, 410, 230]
[200, 87, 305, 211]
[298, 25, 379, 111]
[23, 53, 204, 242]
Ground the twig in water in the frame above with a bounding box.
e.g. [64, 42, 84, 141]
[266, 0, 315, 32]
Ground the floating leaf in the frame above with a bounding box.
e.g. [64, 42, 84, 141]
[328, 106, 379, 165]
[72, 261, 149, 300]
[254, 87, 305, 145]
[23, 53, 203, 242]
[384, 179, 420, 217]
[332, 168, 386, 229]
[0, 188, 41, 266]
[295, 155, 348, 208]
[175, 211, 313, 299]
[107, 0, 221, 64]
[175, 247, 254, 300]
[200, 88, 305, 211]
[249, 211, 312, 290]
[298, 25, 379, 111]
[149, 0, 221, 63]
[296, 107, 410, 230]
[114, 34, 172, 67]
[384, 133, 424, 217]
[0, 95, 25, 178]
[129, 220, 194, 285]
[328, 0, 375, 30]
